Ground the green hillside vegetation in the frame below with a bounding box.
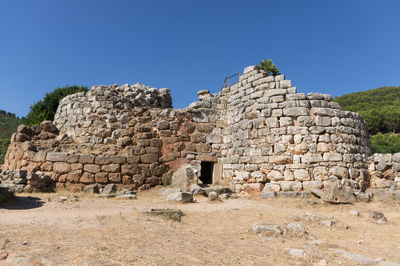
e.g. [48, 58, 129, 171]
[0, 110, 21, 163]
[333, 86, 400, 153]
[333, 86, 400, 135]
[370, 133, 400, 154]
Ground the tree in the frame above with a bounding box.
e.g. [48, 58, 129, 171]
[22, 85, 88, 126]
[256, 59, 280, 76]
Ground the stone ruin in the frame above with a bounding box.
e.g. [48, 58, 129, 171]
[1, 65, 398, 196]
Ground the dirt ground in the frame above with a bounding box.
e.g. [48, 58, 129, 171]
[1, 188, 400, 265]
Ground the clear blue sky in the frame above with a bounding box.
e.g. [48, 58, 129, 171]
[0, 0, 399, 117]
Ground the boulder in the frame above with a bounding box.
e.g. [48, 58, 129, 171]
[189, 184, 205, 195]
[161, 187, 181, 199]
[321, 181, 354, 204]
[102, 183, 117, 194]
[40, 120, 59, 134]
[166, 192, 193, 203]
[208, 191, 219, 201]
[83, 184, 99, 194]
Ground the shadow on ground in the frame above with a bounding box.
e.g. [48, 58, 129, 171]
[0, 196, 44, 210]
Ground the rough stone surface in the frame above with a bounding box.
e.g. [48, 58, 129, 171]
[1, 66, 374, 193]
[166, 192, 193, 203]
[321, 181, 355, 204]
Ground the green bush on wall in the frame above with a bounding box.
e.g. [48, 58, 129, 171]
[256, 59, 280, 76]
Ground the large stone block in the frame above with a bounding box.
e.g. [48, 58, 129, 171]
[190, 132, 206, 143]
[127, 155, 140, 164]
[95, 172, 109, 184]
[53, 162, 71, 174]
[269, 156, 292, 165]
[109, 173, 122, 183]
[321, 181, 354, 204]
[33, 151, 47, 162]
[79, 155, 95, 164]
[110, 155, 127, 164]
[283, 107, 309, 116]
[315, 116, 331, 126]
[323, 152, 342, 162]
[46, 152, 68, 162]
[267, 170, 283, 181]
[294, 169, 310, 181]
[121, 164, 139, 175]
[102, 163, 121, 173]
[84, 164, 101, 173]
[80, 172, 95, 184]
[393, 153, 400, 163]
[67, 170, 82, 183]
[140, 154, 159, 163]
[95, 155, 111, 165]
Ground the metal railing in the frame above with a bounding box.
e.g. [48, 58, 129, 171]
[222, 73, 240, 89]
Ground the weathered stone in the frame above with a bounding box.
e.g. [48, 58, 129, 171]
[110, 155, 126, 164]
[269, 156, 292, 165]
[46, 152, 68, 162]
[95, 172, 108, 183]
[267, 171, 283, 181]
[161, 187, 181, 199]
[294, 169, 310, 181]
[108, 173, 121, 183]
[1, 66, 372, 195]
[392, 153, 400, 162]
[321, 181, 354, 204]
[283, 107, 308, 116]
[53, 162, 70, 174]
[17, 124, 34, 136]
[83, 184, 99, 193]
[101, 163, 120, 173]
[140, 154, 159, 163]
[157, 120, 170, 130]
[79, 154, 95, 164]
[80, 172, 95, 184]
[376, 161, 390, 172]
[166, 192, 193, 203]
[95, 155, 111, 165]
[102, 183, 117, 194]
[208, 191, 219, 201]
[84, 164, 101, 173]
[40, 120, 58, 133]
[127, 155, 140, 164]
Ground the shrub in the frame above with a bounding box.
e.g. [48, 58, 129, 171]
[370, 132, 400, 154]
[256, 59, 280, 76]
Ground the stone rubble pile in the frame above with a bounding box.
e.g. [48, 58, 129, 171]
[367, 153, 400, 189]
[0, 169, 52, 193]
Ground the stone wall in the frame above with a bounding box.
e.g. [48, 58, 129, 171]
[54, 83, 172, 144]
[1, 66, 372, 193]
[215, 66, 370, 193]
[367, 153, 400, 189]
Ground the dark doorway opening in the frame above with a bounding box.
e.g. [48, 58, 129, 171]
[200, 161, 213, 184]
